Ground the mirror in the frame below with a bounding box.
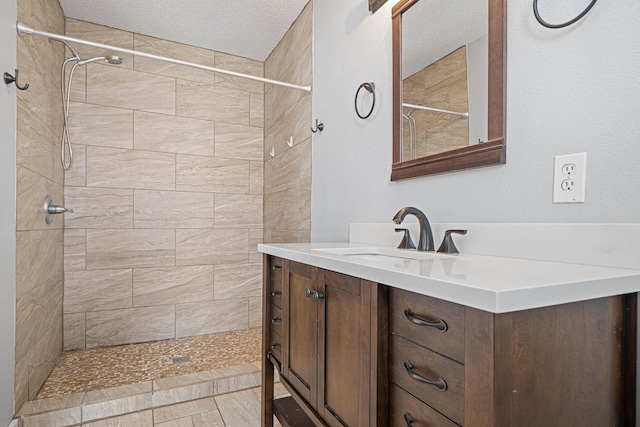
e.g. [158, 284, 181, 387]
[392, 0, 506, 180]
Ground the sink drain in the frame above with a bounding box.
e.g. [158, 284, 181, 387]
[172, 356, 190, 364]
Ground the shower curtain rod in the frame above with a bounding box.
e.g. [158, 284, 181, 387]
[403, 102, 469, 118]
[16, 22, 312, 94]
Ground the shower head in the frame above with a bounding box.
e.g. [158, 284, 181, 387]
[77, 55, 123, 66]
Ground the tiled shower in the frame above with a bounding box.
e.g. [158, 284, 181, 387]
[14, 0, 312, 414]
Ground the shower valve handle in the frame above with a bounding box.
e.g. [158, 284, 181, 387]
[43, 195, 73, 225]
[47, 205, 73, 214]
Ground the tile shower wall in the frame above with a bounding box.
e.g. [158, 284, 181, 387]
[402, 46, 469, 158]
[62, 19, 265, 350]
[15, 0, 66, 410]
[264, 1, 313, 244]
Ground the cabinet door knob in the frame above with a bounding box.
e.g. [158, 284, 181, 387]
[403, 413, 414, 427]
[272, 265, 282, 271]
[312, 290, 324, 302]
[271, 316, 281, 325]
[403, 361, 447, 391]
[270, 291, 282, 298]
[271, 343, 281, 352]
[305, 288, 313, 298]
[404, 309, 447, 332]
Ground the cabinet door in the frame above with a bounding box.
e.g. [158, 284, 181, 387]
[283, 260, 318, 408]
[318, 269, 373, 427]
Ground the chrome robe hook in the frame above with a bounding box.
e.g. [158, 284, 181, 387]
[3, 69, 29, 90]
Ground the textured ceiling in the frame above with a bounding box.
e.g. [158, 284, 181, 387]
[403, 0, 487, 78]
[58, 0, 310, 61]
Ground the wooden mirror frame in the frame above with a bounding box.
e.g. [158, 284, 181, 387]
[391, 0, 506, 180]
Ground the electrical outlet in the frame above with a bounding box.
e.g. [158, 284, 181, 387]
[553, 153, 587, 203]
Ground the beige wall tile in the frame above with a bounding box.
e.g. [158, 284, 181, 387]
[17, 100, 61, 184]
[176, 155, 249, 194]
[64, 144, 87, 187]
[249, 228, 263, 263]
[63, 312, 86, 351]
[86, 229, 175, 269]
[64, 187, 134, 229]
[134, 111, 215, 156]
[15, 276, 63, 361]
[64, 269, 132, 313]
[249, 161, 264, 196]
[264, 185, 311, 232]
[17, 165, 64, 230]
[175, 299, 248, 338]
[177, 80, 249, 125]
[16, 231, 30, 297]
[65, 18, 135, 69]
[214, 52, 264, 94]
[250, 92, 264, 128]
[264, 138, 312, 195]
[64, 229, 86, 272]
[87, 64, 176, 114]
[134, 190, 214, 229]
[265, 229, 310, 244]
[133, 34, 217, 85]
[86, 305, 175, 347]
[68, 102, 134, 149]
[214, 263, 262, 300]
[87, 147, 176, 190]
[214, 194, 262, 228]
[80, 410, 153, 427]
[214, 123, 263, 161]
[28, 319, 62, 400]
[30, 229, 63, 287]
[176, 229, 248, 266]
[14, 355, 29, 416]
[249, 297, 262, 329]
[133, 266, 214, 307]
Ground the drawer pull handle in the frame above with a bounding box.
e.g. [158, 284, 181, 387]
[272, 265, 282, 271]
[403, 361, 447, 391]
[270, 291, 282, 298]
[271, 343, 281, 352]
[404, 309, 448, 332]
[404, 413, 414, 427]
[271, 316, 281, 325]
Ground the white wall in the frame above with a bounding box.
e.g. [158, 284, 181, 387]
[312, 0, 640, 242]
[0, 4, 17, 424]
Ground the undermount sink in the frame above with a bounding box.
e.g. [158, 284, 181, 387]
[312, 246, 448, 261]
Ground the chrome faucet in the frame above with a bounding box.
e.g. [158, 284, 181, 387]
[392, 207, 434, 252]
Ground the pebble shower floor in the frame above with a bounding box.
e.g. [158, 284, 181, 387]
[36, 328, 262, 399]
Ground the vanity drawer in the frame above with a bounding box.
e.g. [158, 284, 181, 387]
[390, 287, 465, 363]
[390, 383, 459, 427]
[269, 325, 283, 363]
[270, 304, 283, 338]
[269, 256, 283, 308]
[390, 334, 464, 426]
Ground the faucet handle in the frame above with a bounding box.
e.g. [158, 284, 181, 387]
[437, 229, 467, 254]
[395, 228, 416, 250]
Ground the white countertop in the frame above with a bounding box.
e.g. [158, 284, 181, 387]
[258, 242, 640, 313]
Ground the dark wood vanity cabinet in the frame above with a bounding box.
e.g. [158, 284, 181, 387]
[262, 256, 387, 427]
[262, 255, 636, 427]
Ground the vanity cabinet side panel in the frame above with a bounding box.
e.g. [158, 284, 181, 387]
[318, 270, 373, 427]
[283, 261, 319, 408]
[493, 296, 625, 427]
[464, 307, 496, 427]
[262, 254, 276, 427]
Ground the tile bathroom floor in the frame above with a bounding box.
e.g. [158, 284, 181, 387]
[80, 384, 288, 427]
[37, 328, 262, 398]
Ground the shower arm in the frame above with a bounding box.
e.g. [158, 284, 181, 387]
[16, 22, 312, 95]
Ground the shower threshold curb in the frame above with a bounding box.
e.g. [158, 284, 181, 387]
[15, 361, 275, 427]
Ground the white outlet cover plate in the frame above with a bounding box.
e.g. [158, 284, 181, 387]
[553, 152, 587, 203]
